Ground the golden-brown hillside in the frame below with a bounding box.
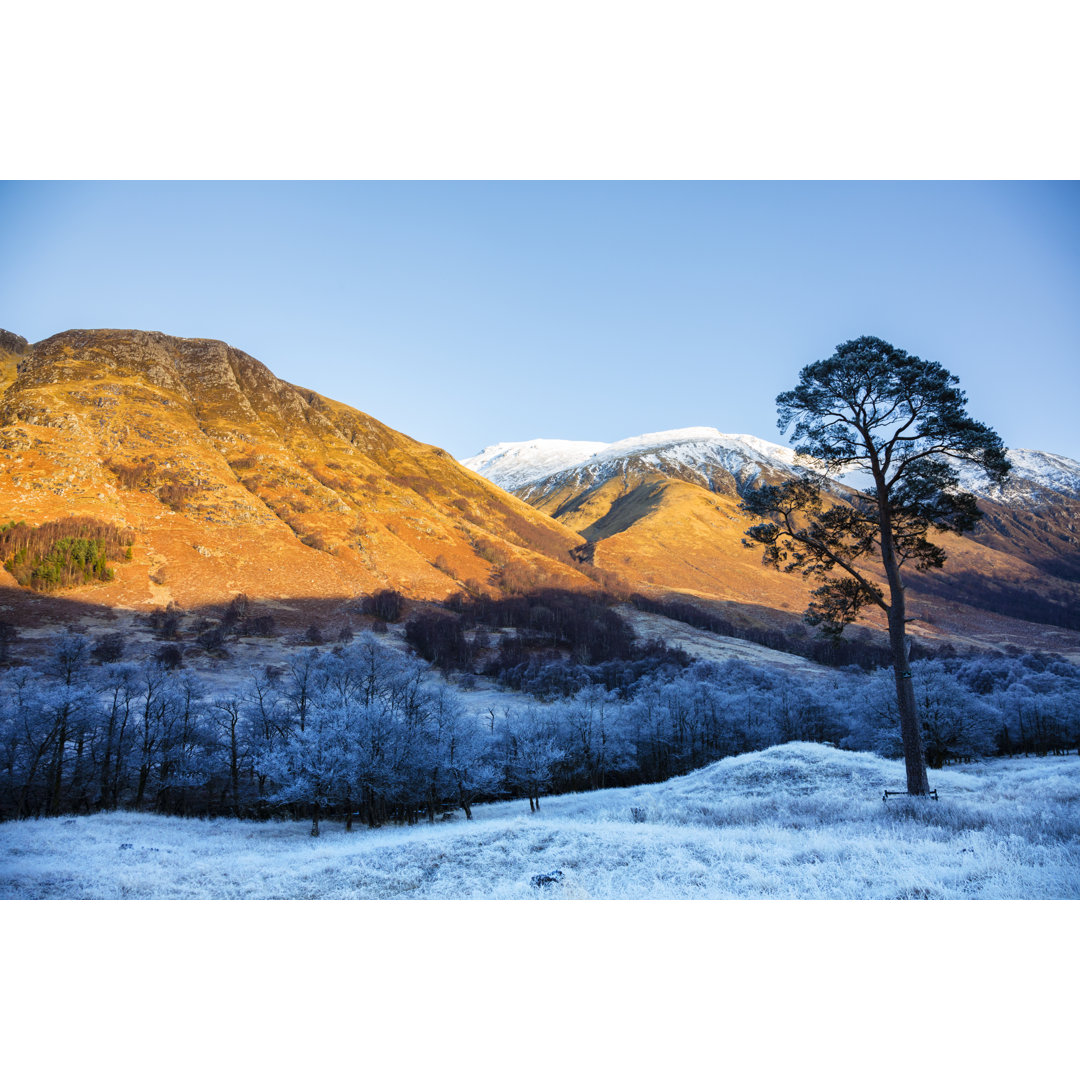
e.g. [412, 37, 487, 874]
[0, 329, 594, 610]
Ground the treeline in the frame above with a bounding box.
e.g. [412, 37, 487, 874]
[402, 587, 917, 689]
[0, 633, 491, 831]
[407, 589, 643, 674]
[2, 626, 1078, 829]
[0, 518, 134, 591]
[842, 652, 1080, 764]
[0, 631, 844, 828]
[913, 572, 1080, 632]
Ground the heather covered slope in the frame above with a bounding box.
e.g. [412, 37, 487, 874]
[0, 329, 593, 609]
[3, 744, 1077, 899]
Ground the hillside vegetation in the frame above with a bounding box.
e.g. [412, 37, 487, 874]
[1, 518, 133, 590]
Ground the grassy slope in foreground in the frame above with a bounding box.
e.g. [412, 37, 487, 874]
[2, 744, 1077, 899]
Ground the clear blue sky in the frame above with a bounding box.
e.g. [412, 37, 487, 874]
[1, 181, 1077, 461]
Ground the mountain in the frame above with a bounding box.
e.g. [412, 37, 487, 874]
[0, 328, 594, 611]
[467, 427, 838, 619]
[946, 449, 1080, 587]
[464, 427, 1080, 656]
[956, 448, 1080, 505]
[464, 427, 815, 501]
[463, 438, 609, 490]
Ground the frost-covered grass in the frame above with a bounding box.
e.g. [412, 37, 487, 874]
[2, 743, 1078, 899]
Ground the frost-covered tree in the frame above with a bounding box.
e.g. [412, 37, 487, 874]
[911, 661, 998, 766]
[43, 633, 92, 813]
[258, 702, 359, 836]
[131, 661, 172, 808]
[431, 690, 500, 819]
[0, 670, 56, 817]
[506, 709, 565, 811]
[92, 662, 138, 810]
[212, 696, 244, 815]
[242, 667, 287, 812]
[558, 686, 633, 790]
[742, 336, 1009, 795]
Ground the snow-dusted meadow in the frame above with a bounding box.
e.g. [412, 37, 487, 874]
[3, 743, 1077, 899]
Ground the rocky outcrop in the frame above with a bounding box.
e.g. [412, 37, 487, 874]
[0, 330, 28, 355]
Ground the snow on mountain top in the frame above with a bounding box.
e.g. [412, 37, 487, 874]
[464, 428, 1080, 505]
[462, 427, 806, 491]
[592, 427, 800, 465]
[955, 448, 1080, 503]
[461, 438, 608, 490]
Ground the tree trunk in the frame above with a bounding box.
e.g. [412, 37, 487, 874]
[887, 598, 930, 795]
[872, 462, 931, 797]
[135, 763, 150, 808]
[229, 726, 239, 815]
[47, 720, 67, 815]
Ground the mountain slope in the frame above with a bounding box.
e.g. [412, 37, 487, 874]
[0, 329, 594, 609]
[464, 427, 1080, 655]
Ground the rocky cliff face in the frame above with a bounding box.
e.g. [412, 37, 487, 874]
[0, 329, 28, 395]
[0, 329, 593, 609]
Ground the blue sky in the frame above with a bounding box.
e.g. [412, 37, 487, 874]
[2, 181, 1077, 460]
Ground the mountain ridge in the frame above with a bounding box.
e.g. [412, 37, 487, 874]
[0, 328, 595, 610]
[465, 426, 1080, 505]
[464, 427, 812, 495]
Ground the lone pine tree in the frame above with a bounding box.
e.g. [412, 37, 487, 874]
[741, 336, 1010, 795]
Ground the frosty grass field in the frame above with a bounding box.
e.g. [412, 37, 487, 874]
[2, 743, 1078, 899]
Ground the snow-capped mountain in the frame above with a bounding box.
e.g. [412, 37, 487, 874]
[462, 438, 608, 490]
[466, 430, 1080, 510]
[463, 427, 816, 497]
[955, 449, 1080, 505]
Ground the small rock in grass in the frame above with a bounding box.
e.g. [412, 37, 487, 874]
[531, 870, 564, 888]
